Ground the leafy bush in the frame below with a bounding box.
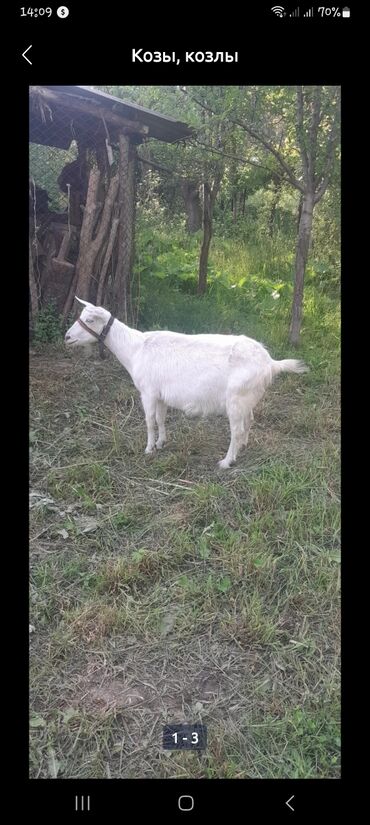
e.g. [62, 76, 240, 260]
[32, 303, 63, 345]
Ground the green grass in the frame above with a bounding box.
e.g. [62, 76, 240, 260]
[30, 238, 340, 779]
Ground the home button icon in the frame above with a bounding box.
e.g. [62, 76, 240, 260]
[178, 795, 194, 811]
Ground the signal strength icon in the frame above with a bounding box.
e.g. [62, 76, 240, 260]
[271, 6, 285, 16]
[290, 7, 300, 15]
[304, 7, 313, 15]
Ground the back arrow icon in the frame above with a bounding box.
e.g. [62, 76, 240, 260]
[286, 795, 295, 811]
[22, 45, 32, 65]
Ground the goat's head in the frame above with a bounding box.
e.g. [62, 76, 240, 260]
[65, 297, 111, 348]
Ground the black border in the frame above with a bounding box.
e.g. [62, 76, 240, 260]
[28, 777, 342, 815]
[14, 3, 354, 816]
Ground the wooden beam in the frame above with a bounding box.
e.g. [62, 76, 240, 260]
[112, 135, 137, 323]
[30, 87, 149, 137]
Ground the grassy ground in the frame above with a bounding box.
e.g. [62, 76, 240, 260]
[29, 316, 340, 779]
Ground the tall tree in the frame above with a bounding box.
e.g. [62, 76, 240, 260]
[223, 86, 340, 344]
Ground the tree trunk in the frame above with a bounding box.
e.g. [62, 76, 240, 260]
[198, 183, 212, 296]
[289, 191, 314, 346]
[233, 192, 237, 223]
[182, 180, 202, 233]
[242, 188, 246, 216]
[197, 168, 222, 296]
[112, 134, 137, 323]
[297, 194, 303, 231]
[268, 178, 281, 238]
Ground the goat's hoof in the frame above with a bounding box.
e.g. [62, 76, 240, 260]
[145, 447, 155, 455]
[156, 440, 166, 450]
[218, 458, 232, 470]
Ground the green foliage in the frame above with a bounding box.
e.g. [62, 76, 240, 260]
[133, 221, 339, 378]
[33, 303, 63, 345]
[310, 189, 340, 290]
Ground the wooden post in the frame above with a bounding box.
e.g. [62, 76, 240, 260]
[112, 134, 137, 323]
[63, 168, 119, 322]
[96, 217, 119, 305]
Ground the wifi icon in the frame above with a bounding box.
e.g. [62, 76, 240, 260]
[271, 5, 285, 15]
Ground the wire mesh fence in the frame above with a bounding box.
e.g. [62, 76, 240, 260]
[29, 141, 78, 213]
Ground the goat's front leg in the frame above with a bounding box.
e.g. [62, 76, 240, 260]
[155, 400, 167, 449]
[141, 393, 157, 454]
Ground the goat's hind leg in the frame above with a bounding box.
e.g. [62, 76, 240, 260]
[155, 400, 167, 449]
[219, 395, 247, 470]
[243, 409, 254, 447]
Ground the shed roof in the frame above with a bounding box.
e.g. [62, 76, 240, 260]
[29, 85, 194, 149]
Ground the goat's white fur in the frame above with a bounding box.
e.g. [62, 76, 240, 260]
[66, 299, 308, 468]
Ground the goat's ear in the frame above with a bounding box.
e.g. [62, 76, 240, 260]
[75, 296, 94, 308]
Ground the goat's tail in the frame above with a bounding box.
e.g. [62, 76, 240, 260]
[272, 358, 309, 376]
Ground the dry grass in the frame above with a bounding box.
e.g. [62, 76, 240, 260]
[29, 346, 340, 779]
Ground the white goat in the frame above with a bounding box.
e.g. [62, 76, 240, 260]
[65, 298, 308, 469]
